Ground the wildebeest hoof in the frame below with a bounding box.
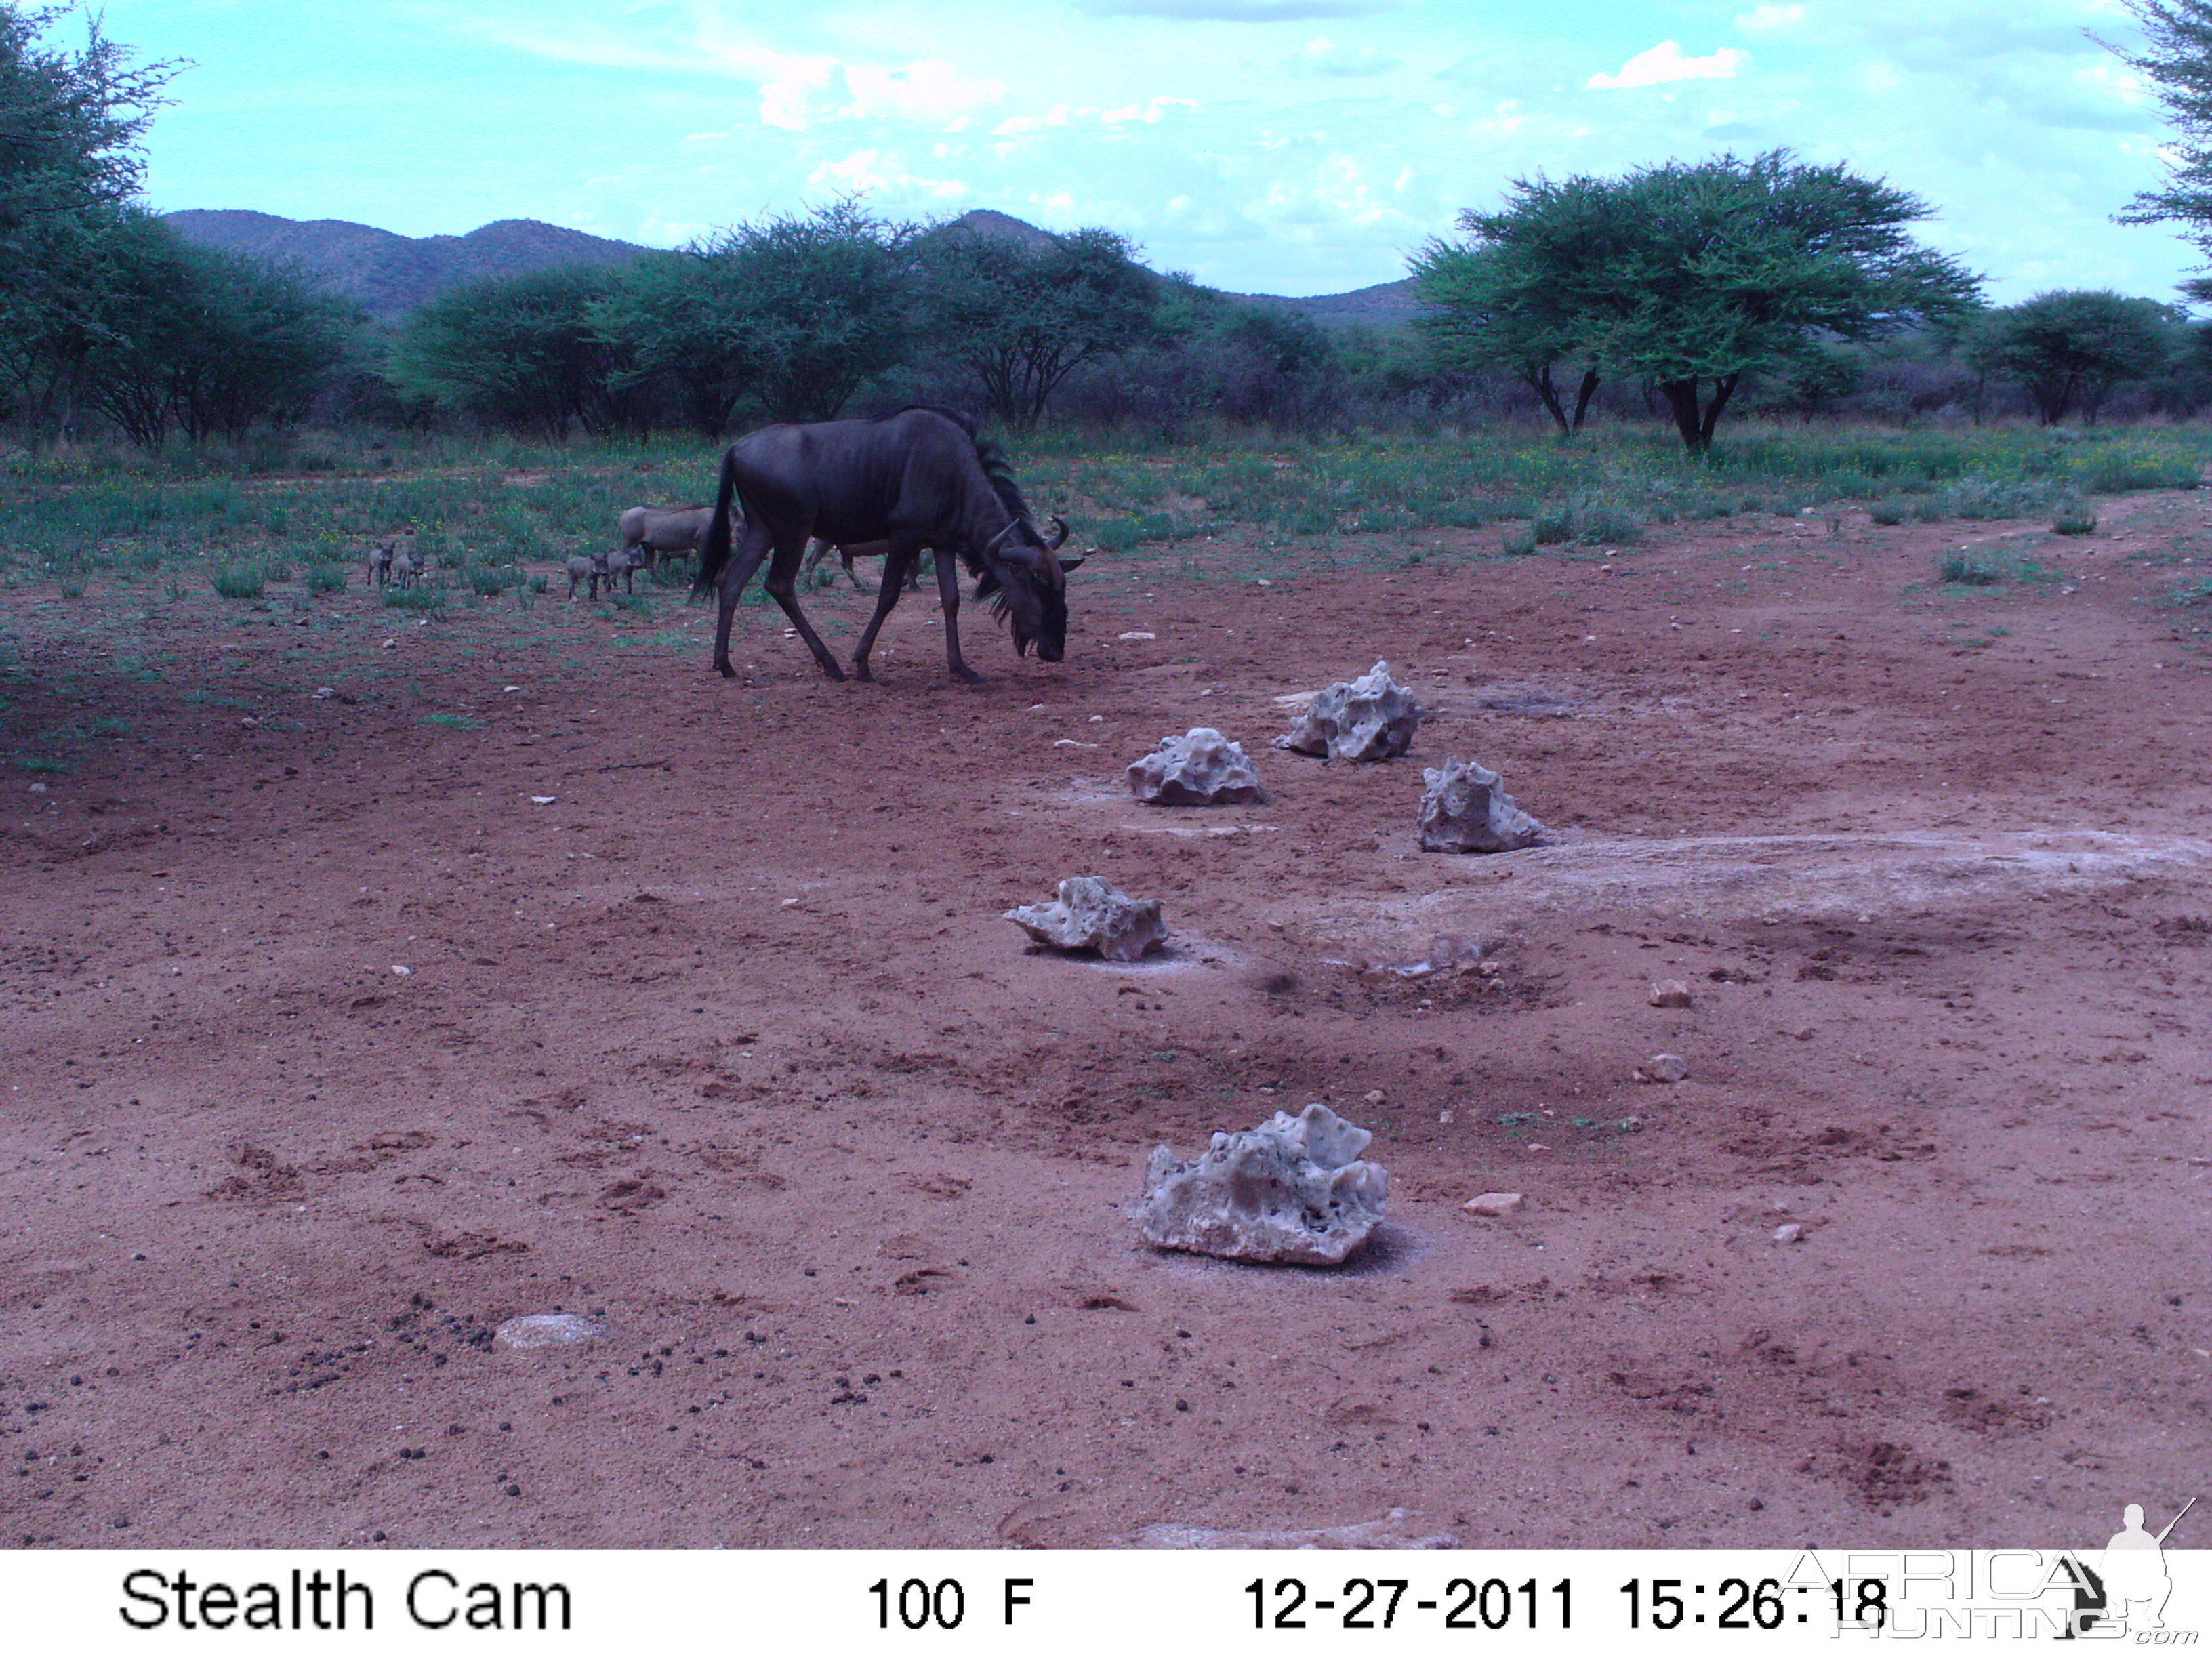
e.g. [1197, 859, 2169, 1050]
[951, 665, 983, 685]
[817, 661, 848, 682]
[715, 662, 738, 680]
[852, 659, 875, 682]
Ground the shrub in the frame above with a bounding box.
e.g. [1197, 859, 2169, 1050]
[382, 586, 445, 613]
[2052, 504, 2098, 536]
[1532, 509, 1572, 545]
[1870, 499, 1907, 525]
[211, 564, 264, 599]
[1500, 526, 1538, 556]
[464, 562, 520, 596]
[304, 562, 348, 594]
[1939, 551, 2002, 586]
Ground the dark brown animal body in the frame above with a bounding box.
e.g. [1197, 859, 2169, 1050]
[691, 407, 1079, 684]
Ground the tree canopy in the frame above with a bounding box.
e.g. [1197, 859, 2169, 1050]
[2108, 1, 2212, 275]
[915, 224, 1158, 432]
[1416, 151, 1982, 450]
[1964, 290, 2180, 425]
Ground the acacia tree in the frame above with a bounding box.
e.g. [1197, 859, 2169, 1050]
[592, 201, 916, 430]
[0, 3, 178, 437]
[2108, 1, 2212, 282]
[390, 266, 641, 437]
[1418, 152, 1982, 451]
[1410, 174, 1620, 435]
[915, 224, 1156, 431]
[1965, 291, 2179, 424]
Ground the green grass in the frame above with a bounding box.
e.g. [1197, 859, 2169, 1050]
[210, 564, 266, 600]
[2052, 504, 2099, 536]
[303, 562, 349, 594]
[421, 714, 481, 730]
[13, 755, 68, 773]
[382, 586, 446, 613]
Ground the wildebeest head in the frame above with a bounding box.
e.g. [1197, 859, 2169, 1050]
[975, 515, 1084, 661]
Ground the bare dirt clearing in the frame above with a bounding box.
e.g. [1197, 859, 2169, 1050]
[2, 494, 2209, 1549]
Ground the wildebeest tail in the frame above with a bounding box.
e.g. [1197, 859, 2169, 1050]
[689, 450, 739, 601]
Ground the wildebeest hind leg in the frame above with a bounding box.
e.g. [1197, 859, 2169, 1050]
[851, 548, 921, 681]
[712, 522, 779, 678]
[935, 548, 979, 683]
[761, 539, 845, 680]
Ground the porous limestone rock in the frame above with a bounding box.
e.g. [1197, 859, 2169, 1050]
[1275, 660, 1420, 762]
[1004, 876, 1168, 962]
[1635, 1052, 1690, 1084]
[1126, 727, 1263, 805]
[1137, 1103, 1387, 1265]
[1417, 756, 1542, 853]
[1462, 1191, 1524, 1218]
[494, 1313, 607, 1351]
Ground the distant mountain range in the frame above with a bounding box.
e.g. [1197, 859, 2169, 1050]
[161, 207, 1420, 328]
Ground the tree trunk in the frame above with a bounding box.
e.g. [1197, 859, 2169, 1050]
[1521, 362, 1569, 435]
[1660, 380, 1705, 451]
[1699, 372, 1741, 447]
[1570, 367, 1601, 433]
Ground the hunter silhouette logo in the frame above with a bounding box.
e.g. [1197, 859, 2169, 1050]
[2060, 1496, 2196, 1639]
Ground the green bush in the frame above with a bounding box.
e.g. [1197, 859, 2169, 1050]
[464, 562, 520, 596]
[382, 586, 445, 613]
[211, 564, 265, 599]
[1500, 526, 1538, 556]
[1532, 509, 1572, 545]
[304, 562, 348, 594]
[1939, 551, 2002, 586]
[2051, 504, 2098, 536]
[1870, 499, 1907, 525]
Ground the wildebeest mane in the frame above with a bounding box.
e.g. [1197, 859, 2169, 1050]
[864, 404, 1037, 545]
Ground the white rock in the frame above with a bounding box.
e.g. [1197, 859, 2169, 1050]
[1136, 1103, 1387, 1265]
[1771, 1223, 1805, 1244]
[494, 1313, 607, 1351]
[1462, 1191, 1524, 1218]
[1005, 876, 1168, 962]
[1649, 980, 1694, 1008]
[1635, 1052, 1690, 1084]
[1418, 756, 1542, 853]
[1126, 728, 1263, 806]
[1275, 660, 1420, 762]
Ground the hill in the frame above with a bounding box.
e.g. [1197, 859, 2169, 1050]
[161, 208, 1423, 328]
[163, 211, 651, 319]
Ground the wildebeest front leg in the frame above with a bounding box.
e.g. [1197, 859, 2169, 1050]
[935, 548, 979, 683]
[761, 537, 846, 681]
[851, 546, 921, 681]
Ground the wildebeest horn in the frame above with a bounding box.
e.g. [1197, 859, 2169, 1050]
[1045, 515, 1069, 551]
[982, 520, 1021, 558]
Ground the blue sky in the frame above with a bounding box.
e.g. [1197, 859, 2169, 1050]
[91, 0, 2200, 302]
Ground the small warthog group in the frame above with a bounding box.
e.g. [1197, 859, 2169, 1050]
[566, 544, 648, 600]
[367, 532, 424, 589]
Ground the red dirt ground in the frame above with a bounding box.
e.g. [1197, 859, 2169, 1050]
[2, 491, 2209, 1551]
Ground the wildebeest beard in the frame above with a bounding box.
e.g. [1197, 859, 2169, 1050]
[975, 533, 1069, 661]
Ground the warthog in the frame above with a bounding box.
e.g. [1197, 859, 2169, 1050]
[692, 405, 1081, 684]
[565, 554, 607, 600]
[601, 544, 647, 596]
[394, 544, 426, 588]
[802, 537, 922, 594]
[367, 532, 414, 588]
[619, 504, 714, 571]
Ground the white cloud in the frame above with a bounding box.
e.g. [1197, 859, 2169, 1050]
[835, 61, 1005, 127]
[1290, 35, 1401, 77]
[1587, 41, 1751, 91]
[1734, 5, 1805, 33]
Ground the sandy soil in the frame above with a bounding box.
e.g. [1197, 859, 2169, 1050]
[3, 490, 2209, 1551]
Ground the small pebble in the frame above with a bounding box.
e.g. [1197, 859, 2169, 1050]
[1772, 1223, 1805, 1244]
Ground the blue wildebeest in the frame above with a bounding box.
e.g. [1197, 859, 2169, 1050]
[691, 407, 1080, 684]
